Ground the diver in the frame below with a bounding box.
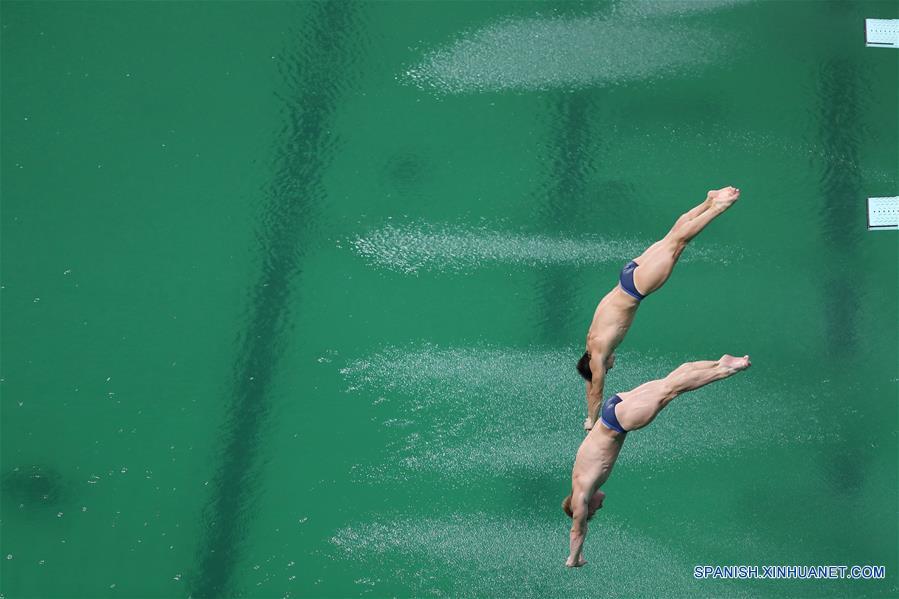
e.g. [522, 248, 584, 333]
[577, 186, 741, 431]
[563, 354, 751, 567]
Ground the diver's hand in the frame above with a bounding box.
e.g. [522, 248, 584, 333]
[583, 417, 595, 432]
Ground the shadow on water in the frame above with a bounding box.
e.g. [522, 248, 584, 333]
[536, 92, 599, 345]
[189, 2, 361, 596]
[382, 150, 431, 196]
[1, 464, 73, 517]
[816, 57, 861, 358]
[816, 55, 864, 494]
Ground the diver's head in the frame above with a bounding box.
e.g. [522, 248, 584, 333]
[575, 352, 616, 382]
[576, 352, 592, 381]
[562, 491, 605, 521]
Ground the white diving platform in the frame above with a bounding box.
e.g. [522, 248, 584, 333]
[867, 196, 899, 231]
[865, 19, 899, 48]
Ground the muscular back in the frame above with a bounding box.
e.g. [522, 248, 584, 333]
[572, 425, 625, 495]
[586, 287, 640, 355]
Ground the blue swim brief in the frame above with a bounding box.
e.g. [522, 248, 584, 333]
[599, 394, 627, 434]
[619, 260, 645, 301]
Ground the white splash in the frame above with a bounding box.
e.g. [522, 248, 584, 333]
[611, 0, 754, 19]
[342, 345, 835, 480]
[350, 223, 732, 274]
[404, 13, 730, 94]
[330, 513, 701, 597]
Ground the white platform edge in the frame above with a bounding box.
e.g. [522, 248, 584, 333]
[865, 19, 899, 48]
[867, 196, 899, 231]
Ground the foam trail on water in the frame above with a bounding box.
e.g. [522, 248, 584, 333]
[330, 513, 702, 597]
[342, 345, 835, 480]
[404, 14, 730, 94]
[350, 223, 735, 274]
[611, 0, 754, 19]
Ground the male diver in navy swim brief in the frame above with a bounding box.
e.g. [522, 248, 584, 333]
[563, 354, 752, 567]
[577, 186, 741, 431]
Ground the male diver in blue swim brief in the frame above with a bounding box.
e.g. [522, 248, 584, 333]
[563, 354, 752, 567]
[576, 186, 741, 431]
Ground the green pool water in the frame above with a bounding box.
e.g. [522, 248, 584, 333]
[2, 1, 897, 597]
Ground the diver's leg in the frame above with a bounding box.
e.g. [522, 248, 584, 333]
[631, 187, 740, 296]
[614, 355, 750, 431]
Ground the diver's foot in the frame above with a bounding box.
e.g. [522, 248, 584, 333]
[708, 186, 740, 211]
[565, 556, 587, 568]
[719, 354, 751, 372]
